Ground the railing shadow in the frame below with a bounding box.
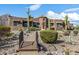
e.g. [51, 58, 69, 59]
[53, 40, 64, 44]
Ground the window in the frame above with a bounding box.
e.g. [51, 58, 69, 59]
[23, 22, 27, 27]
[13, 21, 21, 26]
[57, 23, 63, 26]
[50, 23, 54, 26]
[57, 23, 63, 30]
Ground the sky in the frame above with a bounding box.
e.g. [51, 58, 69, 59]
[0, 4, 79, 25]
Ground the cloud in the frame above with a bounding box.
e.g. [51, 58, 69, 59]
[46, 10, 79, 25]
[64, 8, 79, 12]
[63, 13, 79, 25]
[46, 11, 55, 18]
[29, 4, 41, 11]
[67, 13, 79, 20]
[46, 11, 63, 19]
[45, 7, 79, 26]
[70, 21, 79, 26]
[60, 12, 66, 17]
[46, 11, 79, 21]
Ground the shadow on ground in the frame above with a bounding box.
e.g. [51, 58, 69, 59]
[53, 40, 64, 44]
[38, 43, 47, 52]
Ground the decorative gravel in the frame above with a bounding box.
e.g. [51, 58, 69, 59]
[0, 31, 79, 55]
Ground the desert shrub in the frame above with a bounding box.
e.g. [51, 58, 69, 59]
[0, 26, 11, 37]
[36, 28, 41, 31]
[75, 25, 79, 30]
[40, 30, 58, 43]
[63, 30, 71, 36]
[5, 32, 13, 37]
[28, 27, 36, 31]
[4, 32, 14, 40]
[29, 27, 40, 31]
[73, 30, 78, 36]
[0, 26, 10, 31]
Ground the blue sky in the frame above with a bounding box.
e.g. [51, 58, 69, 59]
[0, 4, 79, 17]
[0, 4, 79, 25]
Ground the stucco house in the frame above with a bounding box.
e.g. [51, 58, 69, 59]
[0, 14, 73, 31]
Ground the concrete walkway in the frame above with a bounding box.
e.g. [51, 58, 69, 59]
[24, 31, 36, 41]
[17, 31, 39, 55]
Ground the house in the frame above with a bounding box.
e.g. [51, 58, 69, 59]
[0, 14, 73, 31]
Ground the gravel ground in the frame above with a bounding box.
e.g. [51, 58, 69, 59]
[0, 31, 79, 55]
[0, 40, 18, 55]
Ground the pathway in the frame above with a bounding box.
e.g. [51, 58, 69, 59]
[17, 31, 39, 55]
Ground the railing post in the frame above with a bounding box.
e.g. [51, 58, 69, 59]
[36, 31, 40, 51]
[19, 31, 24, 48]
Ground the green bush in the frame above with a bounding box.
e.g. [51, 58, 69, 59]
[0, 26, 11, 31]
[0, 26, 11, 36]
[5, 32, 13, 37]
[29, 27, 40, 31]
[29, 27, 36, 31]
[40, 30, 58, 43]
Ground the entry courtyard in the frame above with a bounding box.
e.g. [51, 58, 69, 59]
[0, 4, 79, 55]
